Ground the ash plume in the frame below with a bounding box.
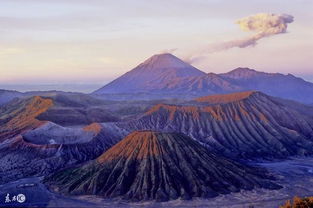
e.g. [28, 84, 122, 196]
[185, 13, 294, 63]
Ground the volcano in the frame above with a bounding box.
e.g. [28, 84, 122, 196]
[93, 54, 313, 103]
[0, 96, 129, 183]
[45, 131, 279, 201]
[93, 53, 206, 94]
[220, 67, 313, 104]
[0, 96, 53, 141]
[124, 91, 313, 159]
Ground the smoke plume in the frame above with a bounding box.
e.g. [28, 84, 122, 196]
[185, 13, 294, 63]
[160, 48, 178, 54]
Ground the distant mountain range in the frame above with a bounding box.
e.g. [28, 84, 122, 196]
[93, 53, 313, 104]
[2, 53, 313, 104]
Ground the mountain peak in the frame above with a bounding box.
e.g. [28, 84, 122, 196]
[97, 130, 169, 163]
[220, 67, 264, 80]
[46, 130, 280, 201]
[147, 53, 177, 60]
[93, 53, 205, 94]
[227, 67, 258, 75]
[231, 67, 257, 73]
[139, 53, 198, 70]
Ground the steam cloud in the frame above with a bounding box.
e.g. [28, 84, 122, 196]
[160, 48, 178, 54]
[185, 13, 294, 63]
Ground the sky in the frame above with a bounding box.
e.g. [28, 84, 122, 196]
[0, 0, 313, 92]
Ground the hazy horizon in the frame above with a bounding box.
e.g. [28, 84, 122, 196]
[1, 65, 313, 93]
[1, 0, 312, 88]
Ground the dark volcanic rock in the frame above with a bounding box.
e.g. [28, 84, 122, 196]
[0, 89, 24, 106]
[0, 96, 130, 184]
[36, 93, 120, 126]
[45, 131, 280, 201]
[37, 107, 120, 126]
[123, 91, 313, 159]
[0, 122, 128, 184]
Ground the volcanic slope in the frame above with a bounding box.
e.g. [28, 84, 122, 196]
[93, 53, 206, 94]
[0, 121, 128, 184]
[0, 97, 129, 183]
[220, 67, 313, 104]
[123, 91, 313, 159]
[0, 96, 53, 141]
[93, 54, 313, 103]
[45, 131, 280, 201]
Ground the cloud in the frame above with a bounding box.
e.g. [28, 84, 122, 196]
[160, 48, 178, 54]
[185, 13, 294, 63]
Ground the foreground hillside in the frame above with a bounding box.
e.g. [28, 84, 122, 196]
[45, 131, 280, 201]
[2, 157, 313, 208]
